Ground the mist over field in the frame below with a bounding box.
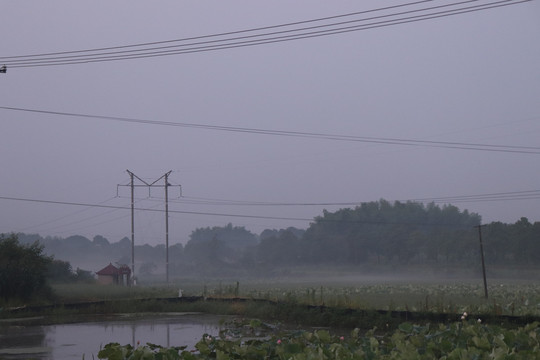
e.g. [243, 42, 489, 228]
[12, 200, 540, 284]
[1, 1, 539, 248]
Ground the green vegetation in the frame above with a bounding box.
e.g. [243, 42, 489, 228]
[97, 320, 540, 359]
[236, 281, 540, 317]
[0, 234, 98, 307]
[3, 277, 539, 359]
[3, 201, 540, 358]
[52, 283, 177, 302]
[13, 200, 540, 280]
[44, 277, 540, 319]
[47, 259, 95, 283]
[0, 234, 53, 303]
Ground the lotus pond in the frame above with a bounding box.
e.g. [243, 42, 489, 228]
[0, 313, 233, 360]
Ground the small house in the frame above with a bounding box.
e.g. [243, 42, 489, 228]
[96, 263, 131, 286]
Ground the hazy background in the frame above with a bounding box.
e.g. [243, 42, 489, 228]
[1, 0, 539, 246]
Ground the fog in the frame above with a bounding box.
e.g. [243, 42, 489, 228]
[1, 1, 539, 246]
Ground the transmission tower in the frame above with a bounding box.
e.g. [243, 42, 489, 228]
[117, 170, 181, 284]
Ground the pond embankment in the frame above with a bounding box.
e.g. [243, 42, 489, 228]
[4, 296, 539, 330]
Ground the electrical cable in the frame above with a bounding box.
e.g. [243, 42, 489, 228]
[0, 195, 312, 222]
[0, 0, 530, 69]
[16, 195, 119, 232]
[1, 105, 539, 154]
[409, 189, 540, 204]
[27, 197, 148, 235]
[160, 190, 540, 207]
[0, 0, 435, 60]
[1, 189, 539, 230]
[2, 1, 481, 66]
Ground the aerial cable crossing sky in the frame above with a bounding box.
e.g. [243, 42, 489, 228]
[1, 106, 538, 155]
[0, 0, 538, 242]
[0, 0, 530, 69]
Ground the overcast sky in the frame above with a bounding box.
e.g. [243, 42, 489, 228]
[1, 0, 539, 246]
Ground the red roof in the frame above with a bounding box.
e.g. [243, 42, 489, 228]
[97, 263, 119, 276]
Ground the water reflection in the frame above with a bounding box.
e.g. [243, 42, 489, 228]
[0, 313, 228, 360]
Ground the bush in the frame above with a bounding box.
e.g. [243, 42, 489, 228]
[0, 234, 53, 303]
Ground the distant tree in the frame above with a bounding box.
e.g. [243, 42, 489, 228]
[257, 230, 302, 265]
[46, 259, 95, 283]
[260, 227, 305, 241]
[260, 229, 279, 241]
[16, 233, 44, 246]
[117, 237, 132, 248]
[0, 234, 53, 302]
[74, 268, 94, 283]
[184, 224, 258, 270]
[189, 223, 257, 250]
[47, 259, 76, 283]
[169, 243, 184, 258]
[64, 235, 92, 249]
[184, 235, 232, 266]
[93, 235, 110, 247]
[302, 200, 481, 266]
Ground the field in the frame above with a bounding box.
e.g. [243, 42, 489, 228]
[50, 271, 540, 318]
[44, 273, 540, 359]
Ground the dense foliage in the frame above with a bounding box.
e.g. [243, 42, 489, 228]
[10, 200, 540, 277]
[0, 234, 53, 302]
[47, 259, 95, 283]
[299, 200, 480, 266]
[98, 320, 540, 359]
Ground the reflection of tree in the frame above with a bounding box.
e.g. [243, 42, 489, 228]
[0, 320, 49, 357]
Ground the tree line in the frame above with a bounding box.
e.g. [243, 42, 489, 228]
[0, 234, 94, 303]
[8, 200, 540, 279]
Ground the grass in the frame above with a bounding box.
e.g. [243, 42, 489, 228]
[51, 283, 178, 302]
[147, 276, 540, 317]
[3, 272, 538, 331]
[47, 274, 540, 318]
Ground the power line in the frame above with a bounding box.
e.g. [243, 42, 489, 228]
[0, 195, 313, 222]
[0, 194, 480, 230]
[2, 105, 539, 154]
[158, 190, 540, 207]
[1, 189, 539, 227]
[5, 1, 529, 68]
[21, 197, 155, 235]
[0, 0, 434, 60]
[409, 189, 540, 204]
[17, 195, 120, 232]
[0, 0, 530, 69]
[0, 194, 449, 229]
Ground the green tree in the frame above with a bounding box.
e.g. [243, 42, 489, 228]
[256, 230, 302, 265]
[75, 268, 95, 283]
[302, 200, 481, 266]
[189, 223, 257, 250]
[0, 234, 53, 302]
[47, 259, 76, 283]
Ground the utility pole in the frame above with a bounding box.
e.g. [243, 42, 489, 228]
[129, 170, 135, 281]
[118, 170, 180, 284]
[475, 224, 488, 299]
[164, 171, 171, 283]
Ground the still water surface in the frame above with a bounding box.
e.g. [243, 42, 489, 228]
[0, 313, 230, 360]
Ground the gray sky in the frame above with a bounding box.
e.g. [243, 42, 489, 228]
[1, 0, 539, 246]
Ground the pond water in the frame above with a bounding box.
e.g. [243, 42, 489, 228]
[0, 313, 231, 360]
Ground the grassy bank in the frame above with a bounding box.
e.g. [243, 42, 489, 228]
[3, 277, 540, 329]
[4, 293, 539, 332]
